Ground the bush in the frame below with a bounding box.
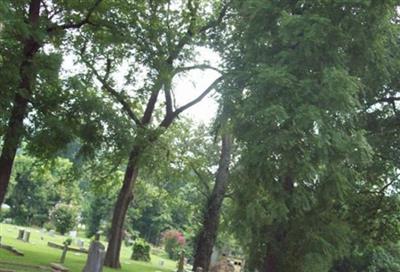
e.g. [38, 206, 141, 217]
[131, 238, 151, 262]
[50, 203, 78, 235]
[162, 229, 186, 260]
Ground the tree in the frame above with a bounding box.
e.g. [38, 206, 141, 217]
[6, 155, 76, 226]
[50, 203, 78, 235]
[218, 0, 400, 271]
[0, 0, 104, 205]
[76, 0, 228, 267]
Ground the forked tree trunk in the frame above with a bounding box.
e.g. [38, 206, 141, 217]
[103, 147, 141, 268]
[193, 134, 233, 272]
[0, 0, 41, 205]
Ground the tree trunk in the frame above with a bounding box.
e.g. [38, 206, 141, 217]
[261, 175, 293, 272]
[0, 0, 41, 205]
[193, 134, 233, 272]
[263, 242, 278, 272]
[103, 147, 141, 268]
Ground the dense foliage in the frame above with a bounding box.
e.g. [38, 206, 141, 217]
[50, 203, 79, 235]
[1, 1, 399, 271]
[131, 238, 151, 262]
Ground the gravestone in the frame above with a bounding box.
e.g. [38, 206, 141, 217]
[40, 228, 45, 240]
[82, 240, 105, 272]
[22, 231, 30, 243]
[77, 239, 84, 249]
[17, 229, 24, 240]
[49, 230, 55, 237]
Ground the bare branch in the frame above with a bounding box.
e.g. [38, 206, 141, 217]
[174, 76, 223, 115]
[159, 76, 223, 128]
[174, 64, 224, 75]
[47, 0, 103, 32]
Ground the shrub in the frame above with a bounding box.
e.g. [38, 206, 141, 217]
[50, 203, 78, 235]
[162, 229, 186, 260]
[131, 238, 151, 262]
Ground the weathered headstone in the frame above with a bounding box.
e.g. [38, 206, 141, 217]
[82, 241, 105, 272]
[22, 231, 30, 243]
[77, 239, 84, 249]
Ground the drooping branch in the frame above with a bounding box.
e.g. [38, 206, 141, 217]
[46, 0, 103, 32]
[159, 76, 223, 128]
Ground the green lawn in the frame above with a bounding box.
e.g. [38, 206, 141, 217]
[0, 223, 176, 272]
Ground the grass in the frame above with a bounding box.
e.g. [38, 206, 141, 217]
[0, 223, 176, 272]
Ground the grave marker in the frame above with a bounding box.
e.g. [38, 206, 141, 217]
[82, 233, 105, 272]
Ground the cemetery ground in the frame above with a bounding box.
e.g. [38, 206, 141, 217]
[0, 223, 175, 272]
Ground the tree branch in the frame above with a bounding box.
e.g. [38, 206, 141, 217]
[164, 79, 173, 116]
[82, 58, 143, 127]
[166, 0, 228, 63]
[174, 64, 224, 75]
[141, 81, 163, 125]
[159, 76, 223, 128]
[47, 0, 103, 32]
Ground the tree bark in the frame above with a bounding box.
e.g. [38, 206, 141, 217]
[0, 0, 41, 205]
[261, 175, 293, 272]
[103, 147, 141, 268]
[192, 134, 233, 272]
[263, 247, 278, 272]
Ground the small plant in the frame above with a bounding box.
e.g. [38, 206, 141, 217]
[131, 238, 151, 262]
[63, 238, 72, 246]
[162, 229, 186, 260]
[49, 203, 78, 235]
[43, 222, 54, 231]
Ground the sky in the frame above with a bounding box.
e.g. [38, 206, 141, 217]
[62, 47, 221, 125]
[171, 48, 221, 124]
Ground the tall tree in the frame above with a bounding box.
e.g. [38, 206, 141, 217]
[219, 0, 400, 271]
[77, 0, 228, 267]
[0, 0, 104, 204]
